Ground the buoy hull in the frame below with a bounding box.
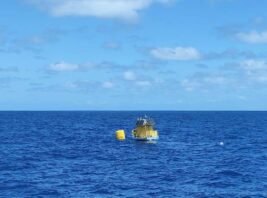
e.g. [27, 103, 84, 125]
[133, 136, 159, 141]
[116, 130, 125, 140]
[132, 128, 159, 141]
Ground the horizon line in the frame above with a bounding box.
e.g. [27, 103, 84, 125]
[0, 110, 267, 112]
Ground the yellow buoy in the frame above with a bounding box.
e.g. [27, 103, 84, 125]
[116, 130, 125, 140]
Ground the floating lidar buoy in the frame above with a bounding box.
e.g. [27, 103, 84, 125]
[132, 116, 159, 141]
[116, 130, 125, 141]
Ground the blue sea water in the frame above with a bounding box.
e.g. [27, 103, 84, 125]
[0, 111, 267, 198]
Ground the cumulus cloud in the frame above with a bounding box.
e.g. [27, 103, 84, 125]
[0, 28, 65, 56]
[135, 80, 151, 86]
[239, 59, 267, 83]
[47, 61, 115, 72]
[49, 61, 80, 72]
[181, 73, 229, 91]
[122, 70, 160, 89]
[236, 30, 267, 44]
[123, 71, 136, 81]
[203, 49, 256, 59]
[181, 59, 267, 92]
[102, 81, 114, 88]
[65, 80, 101, 92]
[103, 41, 121, 50]
[180, 72, 235, 91]
[26, 0, 175, 21]
[240, 59, 267, 71]
[150, 47, 201, 61]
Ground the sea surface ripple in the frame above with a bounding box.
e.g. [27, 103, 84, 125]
[0, 111, 267, 197]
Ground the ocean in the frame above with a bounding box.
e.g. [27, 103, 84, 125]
[0, 111, 267, 197]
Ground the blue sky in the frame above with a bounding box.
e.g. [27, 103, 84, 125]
[1, 0, 267, 110]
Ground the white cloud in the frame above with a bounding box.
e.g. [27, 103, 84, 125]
[236, 30, 267, 44]
[150, 47, 201, 61]
[181, 73, 229, 91]
[239, 59, 267, 83]
[123, 71, 136, 81]
[103, 41, 120, 49]
[181, 79, 200, 91]
[64, 80, 97, 92]
[27, 0, 175, 21]
[240, 59, 267, 71]
[252, 75, 267, 83]
[181, 59, 267, 92]
[135, 80, 151, 86]
[102, 81, 114, 88]
[30, 36, 44, 44]
[49, 61, 79, 72]
[48, 61, 99, 72]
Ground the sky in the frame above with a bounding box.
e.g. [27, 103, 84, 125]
[1, 0, 267, 110]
